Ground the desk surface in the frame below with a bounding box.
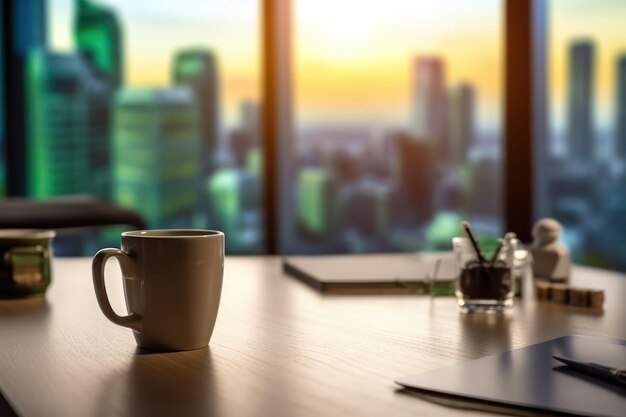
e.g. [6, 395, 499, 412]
[0, 257, 625, 417]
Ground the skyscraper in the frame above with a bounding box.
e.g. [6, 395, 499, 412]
[74, 0, 123, 89]
[616, 54, 626, 160]
[25, 50, 108, 197]
[343, 179, 391, 238]
[467, 156, 501, 220]
[230, 101, 260, 167]
[208, 167, 261, 252]
[566, 40, 595, 160]
[5, 0, 48, 196]
[296, 167, 337, 239]
[172, 48, 220, 168]
[113, 88, 201, 227]
[241, 100, 260, 140]
[410, 57, 447, 147]
[73, 0, 119, 198]
[394, 132, 436, 222]
[448, 83, 476, 165]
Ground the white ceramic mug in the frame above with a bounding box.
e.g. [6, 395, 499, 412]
[92, 230, 224, 351]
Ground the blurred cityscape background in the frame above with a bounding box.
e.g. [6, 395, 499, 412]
[1, 0, 626, 270]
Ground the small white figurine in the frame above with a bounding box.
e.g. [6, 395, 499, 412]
[530, 218, 571, 282]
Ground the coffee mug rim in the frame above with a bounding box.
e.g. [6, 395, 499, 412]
[122, 229, 224, 239]
[0, 229, 56, 239]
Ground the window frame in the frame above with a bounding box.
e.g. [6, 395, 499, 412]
[263, 0, 543, 252]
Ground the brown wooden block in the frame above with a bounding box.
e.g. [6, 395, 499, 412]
[568, 288, 590, 307]
[551, 284, 569, 304]
[589, 290, 605, 309]
[535, 282, 552, 301]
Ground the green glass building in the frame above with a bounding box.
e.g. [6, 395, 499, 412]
[296, 167, 337, 239]
[113, 88, 201, 228]
[74, 0, 123, 89]
[25, 50, 109, 198]
[172, 48, 219, 166]
[208, 167, 261, 252]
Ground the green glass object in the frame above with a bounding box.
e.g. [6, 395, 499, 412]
[0, 230, 55, 299]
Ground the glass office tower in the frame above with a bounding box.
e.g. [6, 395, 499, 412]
[208, 167, 262, 252]
[343, 179, 391, 246]
[448, 84, 476, 166]
[566, 40, 595, 160]
[172, 48, 221, 223]
[172, 48, 220, 169]
[410, 57, 448, 155]
[25, 50, 109, 198]
[616, 55, 626, 160]
[73, 0, 122, 198]
[296, 167, 337, 239]
[229, 101, 261, 168]
[74, 0, 123, 89]
[112, 88, 201, 228]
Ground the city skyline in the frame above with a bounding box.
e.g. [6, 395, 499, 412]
[47, 0, 626, 131]
[5, 0, 626, 267]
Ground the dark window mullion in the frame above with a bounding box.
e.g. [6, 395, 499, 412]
[261, 0, 294, 254]
[505, 0, 545, 242]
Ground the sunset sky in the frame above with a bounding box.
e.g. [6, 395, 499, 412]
[49, 0, 626, 131]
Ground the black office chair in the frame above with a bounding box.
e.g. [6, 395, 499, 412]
[0, 195, 147, 231]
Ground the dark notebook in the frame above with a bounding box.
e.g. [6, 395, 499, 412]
[396, 335, 626, 417]
[282, 252, 455, 294]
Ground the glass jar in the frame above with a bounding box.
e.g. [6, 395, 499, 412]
[452, 237, 515, 313]
[0, 230, 55, 299]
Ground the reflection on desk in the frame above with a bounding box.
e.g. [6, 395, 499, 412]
[0, 257, 624, 417]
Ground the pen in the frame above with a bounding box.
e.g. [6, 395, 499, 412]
[461, 221, 487, 264]
[489, 238, 504, 263]
[553, 356, 626, 386]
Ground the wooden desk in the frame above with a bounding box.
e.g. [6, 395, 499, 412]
[0, 257, 624, 417]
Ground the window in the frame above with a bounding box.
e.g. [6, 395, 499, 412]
[5, 1, 625, 267]
[26, 0, 263, 254]
[290, 0, 504, 253]
[540, 0, 626, 269]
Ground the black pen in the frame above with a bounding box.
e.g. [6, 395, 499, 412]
[553, 356, 626, 386]
[461, 221, 487, 264]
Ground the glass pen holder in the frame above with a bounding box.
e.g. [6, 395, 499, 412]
[453, 237, 515, 313]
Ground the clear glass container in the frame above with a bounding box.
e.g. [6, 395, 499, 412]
[452, 237, 515, 313]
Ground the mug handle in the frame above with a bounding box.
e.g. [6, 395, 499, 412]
[92, 248, 143, 333]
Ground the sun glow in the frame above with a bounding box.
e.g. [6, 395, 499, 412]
[295, 0, 503, 127]
[296, 0, 379, 61]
